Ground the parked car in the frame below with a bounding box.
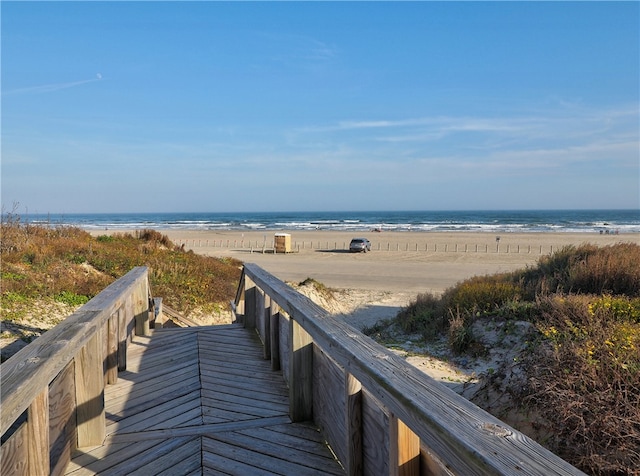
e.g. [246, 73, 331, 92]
[349, 238, 371, 252]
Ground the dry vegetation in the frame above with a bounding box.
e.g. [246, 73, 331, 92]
[379, 242, 640, 475]
[1, 213, 242, 360]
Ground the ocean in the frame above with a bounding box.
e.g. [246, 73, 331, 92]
[20, 209, 640, 234]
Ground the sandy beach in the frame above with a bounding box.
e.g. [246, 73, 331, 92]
[89, 228, 638, 331]
[152, 229, 636, 294]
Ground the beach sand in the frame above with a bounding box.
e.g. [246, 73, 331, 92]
[153, 229, 636, 295]
[89, 228, 638, 332]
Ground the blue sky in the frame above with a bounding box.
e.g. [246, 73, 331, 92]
[2, 2, 638, 214]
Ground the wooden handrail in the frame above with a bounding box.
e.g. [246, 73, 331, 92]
[1, 266, 152, 475]
[236, 263, 585, 476]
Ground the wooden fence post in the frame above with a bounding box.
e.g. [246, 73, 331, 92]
[270, 302, 281, 371]
[390, 414, 420, 476]
[244, 281, 257, 329]
[134, 283, 150, 337]
[289, 318, 313, 422]
[263, 295, 272, 360]
[75, 331, 105, 447]
[27, 389, 49, 475]
[117, 306, 127, 372]
[106, 312, 118, 384]
[345, 372, 363, 476]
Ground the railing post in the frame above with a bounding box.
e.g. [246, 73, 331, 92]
[289, 317, 313, 422]
[345, 372, 363, 476]
[134, 282, 150, 336]
[75, 330, 106, 447]
[263, 294, 272, 360]
[106, 311, 119, 384]
[153, 297, 164, 329]
[27, 389, 49, 475]
[255, 287, 265, 337]
[233, 272, 246, 324]
[390, 414, 420, 476]
[270, 302, 281, 371]
[118, 305, 128, 371]
[244, 279, 257, 329]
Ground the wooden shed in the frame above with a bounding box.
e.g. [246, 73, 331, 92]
[274, 233, 291, 253]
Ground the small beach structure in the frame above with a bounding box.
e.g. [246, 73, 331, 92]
[274, 232, 291, 253]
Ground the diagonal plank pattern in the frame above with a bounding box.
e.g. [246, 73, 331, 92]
[65, 324, 344, 475]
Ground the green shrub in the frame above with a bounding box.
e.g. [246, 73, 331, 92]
[388, 241, 640, 474]
[396, 292, 444, 338]
[1, 291, 28, 305]
[1, 272, 26, 281]
[520, 243, 640, 298]
[0, 218, 242, 318]
[136, 229, 173, 248]
[54, 291, 89, 306]
[525, 294, 640, 473]
[441, 274, 522, 315]
[589, 295, 640, 323]
[448, 310, 474, 354]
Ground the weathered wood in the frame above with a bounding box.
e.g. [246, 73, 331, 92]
[240, 262, 585, 476]
[313, 346, 347, 464]
[27, 389, 49, 476]
[262, 294, 271, 360]
[269, 302, 281, 371]
[153, 297, 163, 328]
[124, 293, 135, 350]
[74, 330, 106, 447]
[161, 304, 201, 327]
[345, 372, 363, 476]
[118, 303, 128, 371]
[0, 420, 28, 475]
[106, 311, 118, 384]
[244, 283, 257, 329]
[362, 390, 389, 476]
[0, 309, 98, 438]
[66, 324, 344, 475]
[390, 414, 420, 476]
[49, 361, 76, 476]
[279, 312, 291, 385]
[289, 316, 314, 422]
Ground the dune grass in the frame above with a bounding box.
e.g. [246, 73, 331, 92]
[389, 242, 640, 475]
[1, 212, 242, 326]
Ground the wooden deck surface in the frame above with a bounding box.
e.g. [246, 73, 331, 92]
[65, 324, 345, 475]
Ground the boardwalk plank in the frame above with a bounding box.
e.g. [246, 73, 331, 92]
[203, 434, 337, 476]
[66, 324, 344, 476]
[202, 378, 289, 406]
[201, 390, 289, 416]
[200, 362, 286, 385]
[125, 436, 201, 475]
[105, 371, 200, 415]
[107, 393, 201, 434]
[200, 370, 287, 391]
[153, 445, 202, 476]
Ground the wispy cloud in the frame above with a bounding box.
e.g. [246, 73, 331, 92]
[283, 103, 639, 181]
[3, 75, 103, 96]
[303, 104, 636, 146]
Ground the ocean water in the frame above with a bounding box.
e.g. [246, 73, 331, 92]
[20, 210, 640, 234]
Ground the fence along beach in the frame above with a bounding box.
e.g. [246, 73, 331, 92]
[69, 209, 639, 294]
[92, 229, 638, 294]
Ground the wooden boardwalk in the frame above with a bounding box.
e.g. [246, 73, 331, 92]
[64, 324, 345, 475]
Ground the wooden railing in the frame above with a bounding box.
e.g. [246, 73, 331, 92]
[233, 263, 586, 476]
[0, 267, 154, 476]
